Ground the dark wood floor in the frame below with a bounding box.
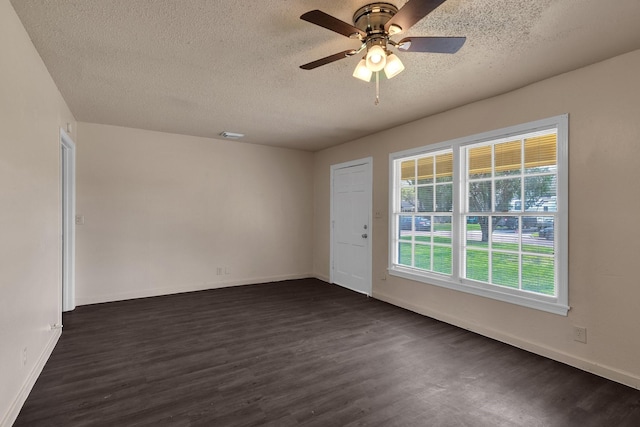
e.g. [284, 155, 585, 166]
[15, 279, 640, 426]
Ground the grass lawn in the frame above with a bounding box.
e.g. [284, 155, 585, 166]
[399, 243, 451, 275]
[399, 241, 555, 296]
[397, 217, 556, 296]
[468, 240, 554, 255]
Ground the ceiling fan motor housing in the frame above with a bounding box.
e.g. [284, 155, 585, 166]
[353, 2, 398, 37]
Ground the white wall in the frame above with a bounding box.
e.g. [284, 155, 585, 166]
[0, 0, 77, 425]
[75, 123, 314, 304]
[313, 49, 640, 389]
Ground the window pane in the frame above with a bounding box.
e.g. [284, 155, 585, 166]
[398, 242, 412, 266]
[536, 219, 555, 243]
[417, 157, 434, 185]
[401, 187, 416, 212]
[417, 186, 434, 212]
[492, 252, 519, 288]
[401, 159, 416, 182]
[466, 216, 488, 248]
[525, 133, 556, 174]
[436, 153, 453, 183]
[466, 249, 488, 282]
[399, 215, 412, 240]
[434, 216, 451, 244]
[524, 175, 556, 210]
[495, 178, 521, 212]
[469, 145, 492, 179]
[492, 216, 519, 253]
[522, 255, 555, 295]
[523, 217, 554, 254]
[495, 140, 522, 176]
[436, 184, 453, 212]
[434, 246, 452, 275]
[414, 216, 432, 235]
[469, 181, 492, 212]
[415, 244, 431, 270]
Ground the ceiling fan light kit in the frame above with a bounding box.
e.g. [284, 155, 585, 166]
[366, 44, 387, 71]
[300, 0, 466, 104]
[352, 59, 373, 82]
[384, 53, 405, 79]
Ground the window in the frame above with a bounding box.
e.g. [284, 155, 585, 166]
[389, 115, 568, 315]
[397, 150, 453, 275]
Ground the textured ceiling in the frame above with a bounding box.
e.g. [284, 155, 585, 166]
[10, 0, 640, 151]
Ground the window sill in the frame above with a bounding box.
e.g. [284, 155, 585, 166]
[388, 266, 569, 316]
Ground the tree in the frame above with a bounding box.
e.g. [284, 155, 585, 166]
[436, 184, 453, 212]
[524, 175, 554, 209]
[401, 187, 415, 211]
[469, 179, 520, 242]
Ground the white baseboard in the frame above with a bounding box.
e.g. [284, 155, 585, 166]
[373, 290, 640, 390]
[75, 273, 314, 306]
[2, 328, 62, 427]
[313, 273, 330, 283]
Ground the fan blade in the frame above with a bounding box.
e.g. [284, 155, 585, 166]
[397, 36, 466, 53]
[385, 0, 447, 33]
[301, 10, 366, 38]
[300, 50, 357, 70]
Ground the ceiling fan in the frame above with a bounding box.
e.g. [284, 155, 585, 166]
[299, 0, 466, 103]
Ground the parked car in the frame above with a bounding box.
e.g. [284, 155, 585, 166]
[495, 217, 518, 230]
[525, 197, 556, 230]
[538, 226, 554, 240]
[521, 216, 538, 230]
[400, 216, 431, 231]
[401, 201, 415, 212]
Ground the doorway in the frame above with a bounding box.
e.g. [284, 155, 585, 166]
[330, 157, 372, 296]
[60, 129, 76, 312]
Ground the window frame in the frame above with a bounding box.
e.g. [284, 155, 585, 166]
[394, 149, 455, 275]
[388, 114, 569, 315]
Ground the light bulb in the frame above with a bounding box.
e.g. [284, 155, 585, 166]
[370, 53, 383, 64]
[366, 45, 387, 72]
[352, 59, 373, 82]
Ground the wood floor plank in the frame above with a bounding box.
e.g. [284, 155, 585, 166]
[14, 278, 640, 426]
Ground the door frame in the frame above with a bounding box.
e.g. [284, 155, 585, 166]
[60, 128, 76, 312]
[330, 157, 373, 296]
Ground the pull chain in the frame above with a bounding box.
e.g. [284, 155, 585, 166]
[374, 71, 380, 105]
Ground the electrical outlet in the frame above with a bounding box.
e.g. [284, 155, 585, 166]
[22, 347, 27, 366]
[75, 215, 85, 225]
[216, 267, 222, 275]
[573, 326, 587, 343]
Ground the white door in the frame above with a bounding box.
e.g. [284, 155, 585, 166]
[331, 158, 372, 296]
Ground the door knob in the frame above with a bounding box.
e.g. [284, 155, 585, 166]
[362, 233, 368, 238]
